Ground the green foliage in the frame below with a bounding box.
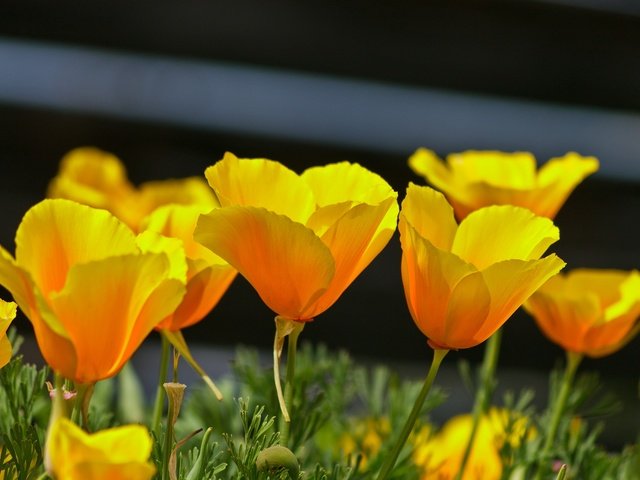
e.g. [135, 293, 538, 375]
[0, 330, 49, 480]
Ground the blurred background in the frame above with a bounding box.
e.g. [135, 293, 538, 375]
[1, 0, 639, 444]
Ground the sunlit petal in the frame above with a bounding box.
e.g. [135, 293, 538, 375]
[301, 162, 395, 206]
[452, 206, 559, 269]
[15, 199, 138, 296]
[401, 184, 457, 250]
[204, 152, 316, 223]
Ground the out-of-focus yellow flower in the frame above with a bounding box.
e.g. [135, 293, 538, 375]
[47, 418, 155, 480]
[194, 152, 398, 321]
[409, 149, 598, 220]
[413, 415, 505, 480]
[47, 147, 217, 231]
[339, 417, 391, 469]
[141, 205, 237, 331]
[524, 269, 640, 357]
[0, 299, 17, 368]
[400, 184, 565, 350]
[0, 199, 186, 383]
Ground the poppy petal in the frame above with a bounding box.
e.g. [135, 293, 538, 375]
[47, 253, 184, 382]
[401, 184, 457, 250]
[15, 199, 138, 296]
[204, 152, 316, 224]
[195, 206, 335, 320]
[478, 255, 566, 342]
[452, 206, 559, 269]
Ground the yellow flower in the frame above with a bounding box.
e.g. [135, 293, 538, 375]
[47, 418, 155, 480]
[0, 299, 17, 368]
[194, 152, 398, 321]
[400, 184, 565, 349]
[48, 147, 217, 231]
[338, 417, 391, 469]
[0, 199, 186, 383]
[141, 204, 237, 331]
[524, 269, 640, 357]
[413, 411, 514, 480]
[409, 149, 598, 219]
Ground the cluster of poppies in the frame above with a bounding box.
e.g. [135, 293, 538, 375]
[0, 146, 638, 479]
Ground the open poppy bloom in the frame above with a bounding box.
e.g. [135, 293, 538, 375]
[194, 152, 398, 321]
[0, 299, 17, 368]
[141, 204, 237, 331]
[400, 184, 565, 350]
[47, 418, 155, 480]
[524, 269, 640, 357]
[0, 199, 186, 384]
[409, 149, 599, 219]
[48, 147, 217, 231]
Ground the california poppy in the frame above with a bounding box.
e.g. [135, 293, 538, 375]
[524, 269, 640, 357]
[400, 183, 565, 350]
[409, 149, 598, 220]
[195, 152, 398, 321]
[48, 147, 217, 231]
[47, 418, 155, 480]
[0, 199, 186, 383]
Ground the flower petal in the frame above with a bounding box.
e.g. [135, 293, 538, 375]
[401, 184, 457, 251]
[47, 253, 184, 382]
[304, 198, 397, 318]
[0, 298, 17, 335]
[478, 255, 565, 343]
[451, 206, 559, 269]
[534, 152, 599, 218]
[195, 206, 335, 320]
[399, 217, 488, 349]
[15, 199, 138, 296]
[159, 264, 237, 330]
[204, 152, 316, 224]
[0, 335, 11, 368]
[447, 151, 537, 189]
[138, 176, 218, 213]
[301, 162, 396, 206]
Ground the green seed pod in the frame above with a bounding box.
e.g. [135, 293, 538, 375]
[256, 445, 299, 479]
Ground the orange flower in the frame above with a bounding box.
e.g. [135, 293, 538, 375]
[48, 147, 217, 231]
[141, 204, 237, 331]
[0, 299, 17, 368]
[47, 418, 155, 480]
[524, 269, 640, 357]
[409, 149, 598, 219]
[0, 199, 186, 383]
[194, 152, 398, 321]
[400, 184, 565, 349]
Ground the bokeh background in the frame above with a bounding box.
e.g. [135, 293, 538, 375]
[1, 0, 639, 445]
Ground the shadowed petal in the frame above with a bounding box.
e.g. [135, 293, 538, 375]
[195, 206, 335, 320]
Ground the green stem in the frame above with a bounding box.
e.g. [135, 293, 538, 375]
[376, 348, 448, 480]
[534, 351, 582, 480]
[278, 325, 302, 447]
[152, 334, 170, 437]
[455, 329, 502, 480]
[74, 383, 95, 430]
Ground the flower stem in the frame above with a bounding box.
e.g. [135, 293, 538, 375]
[455, 329, 502, 480]
[152, 334, 170, 437]
[376, 348, 448, 480]
[534, 351, 582, 480]
[278, 324, 303, 447]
